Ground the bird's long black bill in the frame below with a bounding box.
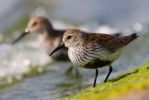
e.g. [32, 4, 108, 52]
[49, 43, 65, 56]
[12, 31, 29, 44]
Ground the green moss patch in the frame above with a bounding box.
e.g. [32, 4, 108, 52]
[66, 61, 149, 100]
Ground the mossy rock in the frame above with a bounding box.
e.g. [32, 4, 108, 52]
[66, 61, 149, 100]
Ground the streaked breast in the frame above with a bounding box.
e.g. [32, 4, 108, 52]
[68, 45, 123, 68]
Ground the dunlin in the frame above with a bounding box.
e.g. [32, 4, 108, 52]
[50, 28, 139, 87]
[12, 16, 68, 61]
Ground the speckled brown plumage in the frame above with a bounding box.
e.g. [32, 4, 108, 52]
[50, 28, 139, 87]
[13, 16, 69, 61]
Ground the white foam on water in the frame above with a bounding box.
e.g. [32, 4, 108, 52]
[0, 42, 50, 84]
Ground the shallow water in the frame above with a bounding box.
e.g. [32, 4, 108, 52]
[0, 1, 149, 100]
[0, 34, 148, 100]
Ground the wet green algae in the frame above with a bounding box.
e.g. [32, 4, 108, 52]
[66, 61, 149, 100]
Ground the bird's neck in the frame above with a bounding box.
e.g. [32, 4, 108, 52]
[45, 25, 56, 37]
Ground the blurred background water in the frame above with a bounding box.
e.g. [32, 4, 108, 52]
[0, 0, 149, 100]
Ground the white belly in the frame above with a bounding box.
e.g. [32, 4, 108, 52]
[68, 47, 123, 67]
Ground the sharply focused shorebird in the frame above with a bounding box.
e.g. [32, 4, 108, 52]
[12, 16, 68, 61]
[50, 28, 139, 87]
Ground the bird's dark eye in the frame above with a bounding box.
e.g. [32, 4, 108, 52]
[66, 36, 72, 40]
[32, 22, 37, 26]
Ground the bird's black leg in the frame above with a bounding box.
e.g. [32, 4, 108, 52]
[93, 69, 98, 87]
[104, 64, 113, 82]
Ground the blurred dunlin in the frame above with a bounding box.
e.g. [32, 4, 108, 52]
[50, 28, 139, 87]
[12, 16, 68, 61]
